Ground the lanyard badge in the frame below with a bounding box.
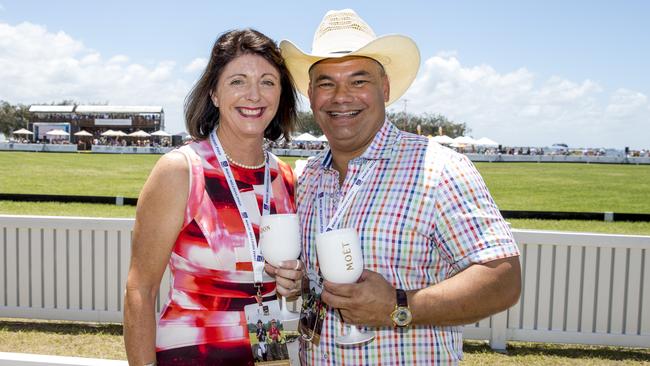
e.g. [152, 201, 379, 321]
[209, 130, 270, 285]
[316, 150, 377, 233]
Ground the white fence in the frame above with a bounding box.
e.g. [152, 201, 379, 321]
[465, 153, 650, 165]
[0, 143, 77, 153]
[90, 146, 173, 154]
[0, 215, 169, 323]
[464, 229, 650, 348]
[1, 215, 649, 349]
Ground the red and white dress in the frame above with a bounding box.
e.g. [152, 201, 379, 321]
[155, 139, 296, 365]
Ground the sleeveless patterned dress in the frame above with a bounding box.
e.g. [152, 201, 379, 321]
[155, 139, 296, 365]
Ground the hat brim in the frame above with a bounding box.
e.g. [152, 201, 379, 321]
[280, 35, 420, 106]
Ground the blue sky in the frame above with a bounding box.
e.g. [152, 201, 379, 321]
[1, 0, 648, 148]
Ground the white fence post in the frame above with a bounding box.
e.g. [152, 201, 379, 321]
[490, 310, 508, 351]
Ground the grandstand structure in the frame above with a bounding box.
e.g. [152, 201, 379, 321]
[28, 105, 164, 141]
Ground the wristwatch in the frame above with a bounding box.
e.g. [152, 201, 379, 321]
[390, 289, 412, 327]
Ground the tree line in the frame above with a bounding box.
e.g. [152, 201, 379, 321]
[0, 101, 30, 136]
[296, 110, 469, 137]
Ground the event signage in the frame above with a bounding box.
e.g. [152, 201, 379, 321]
[94, 118, 132, 126]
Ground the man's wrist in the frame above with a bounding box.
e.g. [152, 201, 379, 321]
[390, 288, 413, 327]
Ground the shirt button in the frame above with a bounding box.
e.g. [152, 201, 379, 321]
[323, 352, 329, 360]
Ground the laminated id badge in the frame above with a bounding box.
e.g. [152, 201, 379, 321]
[244, 299, 297, 365]
[299, 269, 326, 346]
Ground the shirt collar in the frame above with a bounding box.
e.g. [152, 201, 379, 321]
[319, 119, 401, 169]
[360, 119, 401, 161]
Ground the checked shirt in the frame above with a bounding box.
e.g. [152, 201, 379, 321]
[296, 120, 520, 365]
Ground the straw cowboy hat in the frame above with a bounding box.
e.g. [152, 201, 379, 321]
[280, 9, 420, 106]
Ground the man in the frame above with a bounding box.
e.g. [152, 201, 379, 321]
[267, 318, 289, 360]
[281, 9, 521, 365]
[254, 319, 267, 361]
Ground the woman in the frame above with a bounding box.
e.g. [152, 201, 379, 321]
[124, 29, 303, 365]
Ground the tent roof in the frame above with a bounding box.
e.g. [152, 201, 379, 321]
[29, 105, 75, 113]
[151, 130, 172, 137]
[475, 137, 499, 146]
[75, 105, 163, 114]
[294, 133, 318, 142]
[454, 136, 477, 145]
[431, 135, 454, 144]
[128, 130, 151, 137]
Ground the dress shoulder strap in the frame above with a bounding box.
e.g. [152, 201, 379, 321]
[175, 143, 205, 226]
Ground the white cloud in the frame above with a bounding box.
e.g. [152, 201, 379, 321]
[401, 54, 650, 149]
[0, 21, 190, 133]
[184, 57, 207, 73]
[108, 55, 129, 64]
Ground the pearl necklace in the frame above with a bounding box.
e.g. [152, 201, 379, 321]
[224, 151, 266, 169]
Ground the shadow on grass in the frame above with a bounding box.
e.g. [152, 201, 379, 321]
[464, 341, 650, 362]
[0, 319, 123, 336]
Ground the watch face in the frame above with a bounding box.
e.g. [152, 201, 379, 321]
[392, 307, 412, 327]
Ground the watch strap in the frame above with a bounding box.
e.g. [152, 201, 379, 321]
[396, 288, 408, 307]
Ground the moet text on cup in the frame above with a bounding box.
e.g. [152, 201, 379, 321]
[342, 242, 354, 271]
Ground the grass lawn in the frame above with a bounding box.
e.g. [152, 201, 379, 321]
[2, 151, 650, 234]
[475, 162, 650, 213]
[1, 319, 649, 364]
[1, 151, 159, 197]
[3, 152, 649, 213]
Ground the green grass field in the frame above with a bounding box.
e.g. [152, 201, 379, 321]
[2, 151, 650, 234]
[477, 162, 650, 213]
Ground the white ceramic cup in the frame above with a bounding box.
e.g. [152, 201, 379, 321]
[315, 227, 364, 284]
[259, 213, 301, 267]
[315, 227, 374, 345]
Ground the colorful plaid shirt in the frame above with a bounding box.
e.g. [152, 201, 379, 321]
[297, 120, 520, 365]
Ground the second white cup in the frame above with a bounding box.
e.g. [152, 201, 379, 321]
[259, 213, 301, 267]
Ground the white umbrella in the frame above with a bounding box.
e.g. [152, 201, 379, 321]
[45, 129, 70, 136]
[101, 129, 117, 136]
[113, 130, 128, 137]
[294, 133, 318, 142]
[74, 130, 93, 137]
[317, 135, 328, 142]
[128, 130, 151, 138]
[151, 130, 172, 137]
[431, 135, 454, 144]
[175, 131, 192, 141]
[13, 128, 34, 135]
[475, 137, 499, 147]
[453, 136, 477, 145]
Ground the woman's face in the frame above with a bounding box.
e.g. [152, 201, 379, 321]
[211, 53, 282, 139]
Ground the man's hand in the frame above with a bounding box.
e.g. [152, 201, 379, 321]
[320, 270, 395, 327]
[265, 260, 303, 300]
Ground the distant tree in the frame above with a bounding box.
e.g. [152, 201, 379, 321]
[295, 111, 322, 136]
[0, 100, 29, 136]
[387, 111, 469, 138]
[53, 99, 77, 105]
[291, 110, 468, 139]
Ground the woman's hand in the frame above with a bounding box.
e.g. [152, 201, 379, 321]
[265, 260, 304, 300]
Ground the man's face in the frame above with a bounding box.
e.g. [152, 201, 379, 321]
[308, 57, 389, 156]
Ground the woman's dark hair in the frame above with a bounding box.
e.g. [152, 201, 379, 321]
[185, 28, 298, 141]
